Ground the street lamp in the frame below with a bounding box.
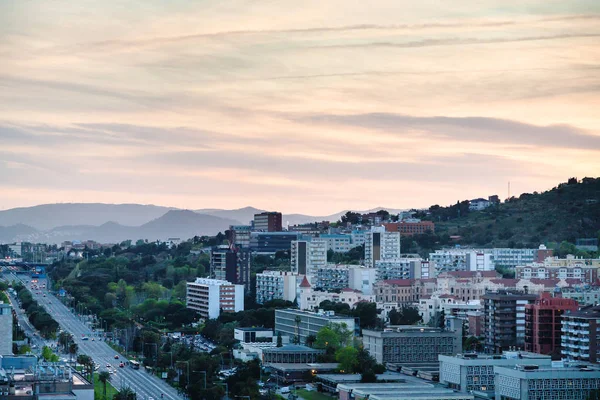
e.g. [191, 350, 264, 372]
[192, 370, 207, 389]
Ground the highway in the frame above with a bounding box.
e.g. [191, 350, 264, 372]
[8, 273, 185, 400]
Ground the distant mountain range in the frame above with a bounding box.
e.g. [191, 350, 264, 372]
[0, 203, 405, 244]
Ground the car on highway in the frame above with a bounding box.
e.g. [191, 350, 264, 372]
[119, 362, 124, 368]
[82, 337, 89, 341]
[106, 363, 111, 368]
[114, 355, 119, 359]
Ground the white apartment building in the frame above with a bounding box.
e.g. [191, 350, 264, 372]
[418, 295, 482, 325]
[186, 278, 244, 319]
[291, 239, 327, 276]
[431, 247, 543, 272]
[467, 252, 494, 272]
[0, 303, 12, 355]
[319, 234, 353, 253]
[351, 230, 367, 247]
[255, 271, 298, 305]
[516, 255, 600, 284]
[365, 227, 401, 268]
[348, 266, 377, 295]
[375, 257, 428, 280]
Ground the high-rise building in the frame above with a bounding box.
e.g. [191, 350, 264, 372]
[482, 291, 538, 353]
[186, 278, 244, 319]
[561, 305, 600, 363]
[210, 246, 251, 290]
[524, 293, 578, 355]
[255, 271, 297, 305]
[253, 212, 282, 232]
[291, 239, 327, 276]
[364, 227, 401, 268]
[228, 225, 252, 248]
[0, 303, 12, 355]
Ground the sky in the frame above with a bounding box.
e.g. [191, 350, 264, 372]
[1, 0, 599, 215]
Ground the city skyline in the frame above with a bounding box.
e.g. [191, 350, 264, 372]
[1, 1, 599, 214]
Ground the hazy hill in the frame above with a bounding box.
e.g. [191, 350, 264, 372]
[0, 203, 175, 230]
[430, 177, 600, 247]
[0, 224, 38, 243]
[195, 206, 264, 225]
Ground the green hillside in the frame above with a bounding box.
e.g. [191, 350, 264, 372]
[415, 177, 600, 252]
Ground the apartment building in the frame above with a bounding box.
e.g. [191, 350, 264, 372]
[561, 305, 600, 363]
[255, 271, 297, 305]
[210, 245, 251, 290]
[375, 257, 426, 281]
[560, 286, 600, 306]
[515, 255, 600, 284]
[524, 293, 578, 355]
[494, 363, 600, 400]
[431, 247, 546, 272]
[467, 252, 494, 272]
[274, 309, 356, 345]
[319, 234, 353, 253]
[362, 327, 462, 364]
[482, 291, 538, 353]
[253, 211, 282, 232]
[418, 295, 482, 325]
[291, 239, 327, 276]
[350, 230, 367, 247]
[383, 220, 435, 236]
[348, 266, 378, 295]
[0, 303, 12, 355]
[228, 225, 252, 247]
[314, 265, 350, 291]
[365, 227, 401, 268]
[439, 352, 552, 394]
[374, 279, 416, 305]
[186, 278, 244, 319]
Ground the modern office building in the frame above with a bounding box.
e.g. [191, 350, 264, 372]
[524, 293, 578, 355]
[186, 278, 244, 319]
[0, 303, 12, 355]
[250, 232, 302, 253]
[482, 291, 538, 353]
[439, 352, 552, 394]
[210, 246, 251, 290]
[494, 363, 600, 400]
[253, 212, 283, 232]
[365, 227, 401, 268]
[274, 309, 356, 345]
[561, 305, 600, 363]
[362, 327, 462, 364]
[255, 271, 298, 304]
[291, 239, 327, 276]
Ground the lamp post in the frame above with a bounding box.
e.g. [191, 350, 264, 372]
[165, 351, 174, 370]
[193, 370, 207, 389]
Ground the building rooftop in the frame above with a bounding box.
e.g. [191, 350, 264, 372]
[263, 345, 323, 353]
[276, 309, 355, 320]
[565, 305, 600, 319]
[234, 327, 272, 332]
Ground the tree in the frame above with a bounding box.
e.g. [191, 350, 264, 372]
[276, 332, 283, 347]
[389, 306, 422, 325]
[361, 370, 377, 383]
[18, 344, 31, 354]
[99, 371, 111, 399]
[113, 387, 137, 400]
[68, 343, 79, 365]
[335, 347, 359, 373]
[41, 346, 58, 362]
[352, 302, 379, 329]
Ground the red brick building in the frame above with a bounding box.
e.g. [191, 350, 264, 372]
[383, 221, 435, 236]
[524, 292, 578, 355]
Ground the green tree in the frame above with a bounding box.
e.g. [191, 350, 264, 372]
[68, 342, 79, 364]
[352, 302, 379, 329]
[335, 346, 359, 373]
[361, 370, 377, 383]
[277, 332, 283, 347]
[113, 387, 137, 400]
[18, 344, 31, 354]
[98, 371, 111, 399]
[315, 326, 340, 350]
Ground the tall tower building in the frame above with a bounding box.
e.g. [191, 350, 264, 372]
[291, 239, 327, 276]
[365, 226, 401, 268]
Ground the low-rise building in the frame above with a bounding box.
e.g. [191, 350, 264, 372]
[337, 382, 474, 400]
[561, 305, 600, 363]
[186, 278, 244, 319]
[494, 363, 600, 400]
[263, 344, 324, 364]
[274, 309, 356, 345]
[439, 352, 552, 394]
[362, 326, 462, 364]
[374, 279, 416, 305]
[255, 271, 297, 304]
[233, 328, 290, 362]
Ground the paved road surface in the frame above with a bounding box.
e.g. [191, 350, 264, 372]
[8, 273, 185, 400]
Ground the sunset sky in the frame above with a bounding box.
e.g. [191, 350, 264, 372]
[1, 1, 599, 214]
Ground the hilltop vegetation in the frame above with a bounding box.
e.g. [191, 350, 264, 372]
[402, 177, 600, 256]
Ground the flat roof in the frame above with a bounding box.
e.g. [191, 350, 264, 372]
[235, 327, 272, 332]
[275, 309, 355, 320]
[317, 372, 405, 383]
[264, 345, 323, 353]
[265, 363, 339, 372]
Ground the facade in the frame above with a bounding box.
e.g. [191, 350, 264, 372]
[299, 284, 376, 312]
[439, 352, 552, 394]
[466, 252, 494, 272]
[515, 255, 600, 284]
[362, 327, 462, 364]
[375, 257, 427, 280]
[350, 230, 367, 247]
[560, 286, 600, 306]
[210, 246, 251, 290]
[319, 234, 353, 253]
[274, 309, 356, 345]
[431, 247, 544, 272]
[262, 345, 324, 364]
[524, 293, 578, 355]
[469, 198, 491, 211]
[561, 305, 600, 363]
[250, 232, 302, 253]
[186, 278, 244, 319]
[337, 382, 474, 400]
[348, 266, 378, 295]
[253, 211, 282, 232]
[418, 295, 482, 325]
[483, 291, 538, 353]
[314, 265, 350, 291]
[291, 239, 327, 276]
[255, 271, 297, 304]
[430, 250, 470, 272]
[232, 328, 290, 362]
[374, 279, 416, 305]
[494, 363, 600, 400]
[0, 303, 12, 356]
[365, 227, 401, 268]
[228, 225, 251, 248]
[384, 220, 436, 236]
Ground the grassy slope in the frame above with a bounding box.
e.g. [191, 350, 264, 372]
[93, 374, 119, 400]
[431, 178, 600, 247]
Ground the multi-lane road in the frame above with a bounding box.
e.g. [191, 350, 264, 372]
[6, 273, 185, 400]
